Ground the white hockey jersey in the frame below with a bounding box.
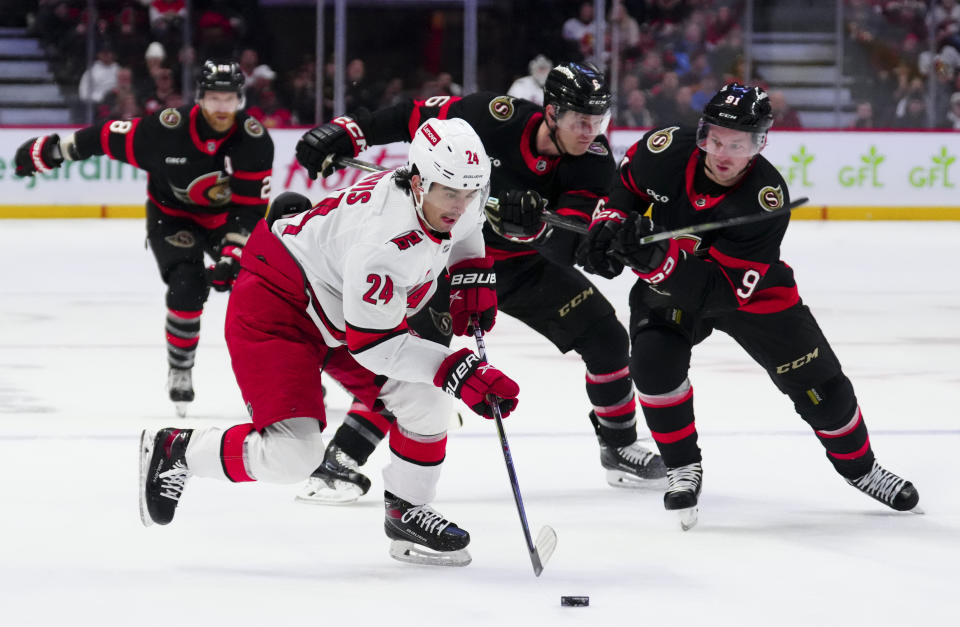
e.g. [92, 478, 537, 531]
[271, 169, 486, 385]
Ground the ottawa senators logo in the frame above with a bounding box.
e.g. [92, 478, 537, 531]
[243, 117, 265, 138]
[171, 172, 232, 207]
[586, 142, 609, 156]
[159, 108, 182, 129]
[488, 96, 515, 121]
[646, 126, 680, 153]
[757, 185, 784, 212]
[164, 230, 196, 248]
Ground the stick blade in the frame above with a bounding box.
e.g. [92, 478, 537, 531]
[530, 525, 558, 576]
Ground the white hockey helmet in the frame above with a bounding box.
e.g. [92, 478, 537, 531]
[407, 118, 490, 215]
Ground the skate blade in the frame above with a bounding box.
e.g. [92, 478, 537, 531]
[138, 429, 155, 528]
[174, 402, 189, 418]
[294, 478, 363, 505]
[388, 540, 471, 567]
[675, 506, 699, 531]
[605, 469, 668, 490]
[535, 525, 558, 565]
[909, 505, 925, 515]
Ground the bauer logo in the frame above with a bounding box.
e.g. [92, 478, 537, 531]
[421, 124, 441, 146]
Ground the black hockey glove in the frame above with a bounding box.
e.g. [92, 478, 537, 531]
[206, 232, 248, 292]
[484, 189, 548, 242]
[609, 214, 680, 285]
[14, 134, 66, 177]
[575, 204, 627, 279]
[265, 191, 313, 227]
[295, 116, 366, 179]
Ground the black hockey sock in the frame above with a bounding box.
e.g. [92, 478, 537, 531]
[639, 381, 701, 468]
[166, 308, 201, 369]
[332, 398, 397, 466]
[811, 406, 875, 479]
[585, 365, 637, 447]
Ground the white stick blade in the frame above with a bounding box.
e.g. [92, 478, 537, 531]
[535, 525, 558, 565]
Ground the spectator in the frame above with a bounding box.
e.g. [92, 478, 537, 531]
[378, 77, 406, 109]
[507, 54, 552, 106]
[346, 58, 380, 111]
[619, 88, 655, 127]
[896, 92, 929, 127]
[78, 45, 119, 104]
[100, 66, 135, 119]
[851, 101, 876, 128]
[769, 90, 802, 128]
[238, 48, 259, 86]
[649, 70, 681, 124]
[945, 91, 960, 129]
[287, 56, 317, 124]
[112, 90, 143, 120]
[146, 0, 185, 53]
[673, 85, 701, 126]
[247, 87, 293, 128]
[562, 1, 594, 62]
[246, 63, 277, 110]
[436, 71, 463, 97]
[142, 66, 180, 115]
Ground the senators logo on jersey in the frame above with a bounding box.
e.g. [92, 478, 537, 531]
[646, 126, 680, 153]
[757, 185, 784, 211]
[171, 171, 232, 207]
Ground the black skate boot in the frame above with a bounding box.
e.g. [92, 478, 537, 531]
[167, 367, 194, 418]
[846, 460, 921, 512]
[664, 462, 703, 531]
[139, 428, 193, 527]
[295, 442, 372, 505]
[384, 491, 471, 566]
[592, 412, 667, 488]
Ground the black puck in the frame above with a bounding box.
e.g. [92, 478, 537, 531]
[560, 596, 589, 607]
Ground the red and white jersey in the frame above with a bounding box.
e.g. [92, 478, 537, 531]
[271, 169, 486, 383]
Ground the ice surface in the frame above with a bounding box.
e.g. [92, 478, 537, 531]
[1, 220, 957, 626]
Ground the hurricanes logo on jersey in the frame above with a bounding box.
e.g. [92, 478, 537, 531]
[488, 96, 515, 121]
[171, 172, 232, 207]
[646, 126, 680, 153]
[758, 185, 784, 212]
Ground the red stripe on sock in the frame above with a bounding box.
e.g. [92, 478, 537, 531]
[166, 332, 199, 349]
[828, 436, 871, 461]
[651, 420, 697, 444]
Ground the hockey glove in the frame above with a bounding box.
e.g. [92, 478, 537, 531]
[484, 189, 548, 242]
[434, 348, 519, 419]
[575, 204, 627, 279]
[206, 232, 248, 292]
[609, 214, 680, 285]
[448, 257, 497, 336]
[265, 191, 313, 227]
[14, 134, 69, 177]
[295, 116, 367, 179]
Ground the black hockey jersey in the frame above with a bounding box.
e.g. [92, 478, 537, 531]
[353, 92, 616, 264]
[73, 105, 274, 230]
[610, 125, 799, 317]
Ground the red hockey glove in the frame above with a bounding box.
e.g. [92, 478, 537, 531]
[575, 203, 627, 279]
[14, 134, 65, 177]
[296, 116, 367, 179]
[434, 348, 519, 419]
[206, 232, 248, 292]
[609, 214, 680, 285]
[448, 257, 497, 336]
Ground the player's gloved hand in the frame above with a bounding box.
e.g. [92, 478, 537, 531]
[295, 116, 366, 179]
[448, 257, 497, 335]
[609, 214, 680, 285]
[206, 232, 248, 291]
[484, 189, 548, 242]
[14, 134, 66, 177]
[575, 204, 627, 279]
[265, 191, 313, 227]
[434, 348, 519, 419]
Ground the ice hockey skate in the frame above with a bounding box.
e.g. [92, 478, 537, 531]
[294, 442, 372, 505]
[139, 427, 193, 527]
[846, 460, 922, 513]
[167, 367, 194, 418]
[664, 462, 703, 531]
[384, 491, 471, 567]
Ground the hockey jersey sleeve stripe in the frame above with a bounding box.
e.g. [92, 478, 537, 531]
[231, 193, 267, 206]
[346, 319, 410, 354]
[124, 118, 141, 168]
[564, 189, 601, 199]
[556, 207, 592, 221]
[100, 123, 113, 159]
[232, 168, 272, 180]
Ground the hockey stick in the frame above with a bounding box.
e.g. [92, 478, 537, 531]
[471, 314, 558, 577]
[541, 196, 810, 243]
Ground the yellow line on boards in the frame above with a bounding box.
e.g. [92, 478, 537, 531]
[0, 206, 145, 219]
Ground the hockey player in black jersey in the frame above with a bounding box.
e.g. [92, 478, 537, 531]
[576, 83, 920, 529]
[14, 60, 274, 417]
[293, 61, 665, 504]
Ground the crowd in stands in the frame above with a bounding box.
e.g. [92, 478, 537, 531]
[23, 0, 960, 130]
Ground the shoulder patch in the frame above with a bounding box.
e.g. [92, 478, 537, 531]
[244, 117, 265, 138]
[758, 185, 784, 212]
[586, 142, 609, 156]
[159, 108, 182, 129]
[646, 126, 680, 153]
[390, 229, 424, 251]
[488, 96, 515, 121]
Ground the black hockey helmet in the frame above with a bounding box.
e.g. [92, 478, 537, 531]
[697, 83, 773, 156]
[196, 59, 245, 96]
[543, 61, 612, 116]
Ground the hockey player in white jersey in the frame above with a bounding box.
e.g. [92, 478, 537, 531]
[139, 118, 520, 566]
